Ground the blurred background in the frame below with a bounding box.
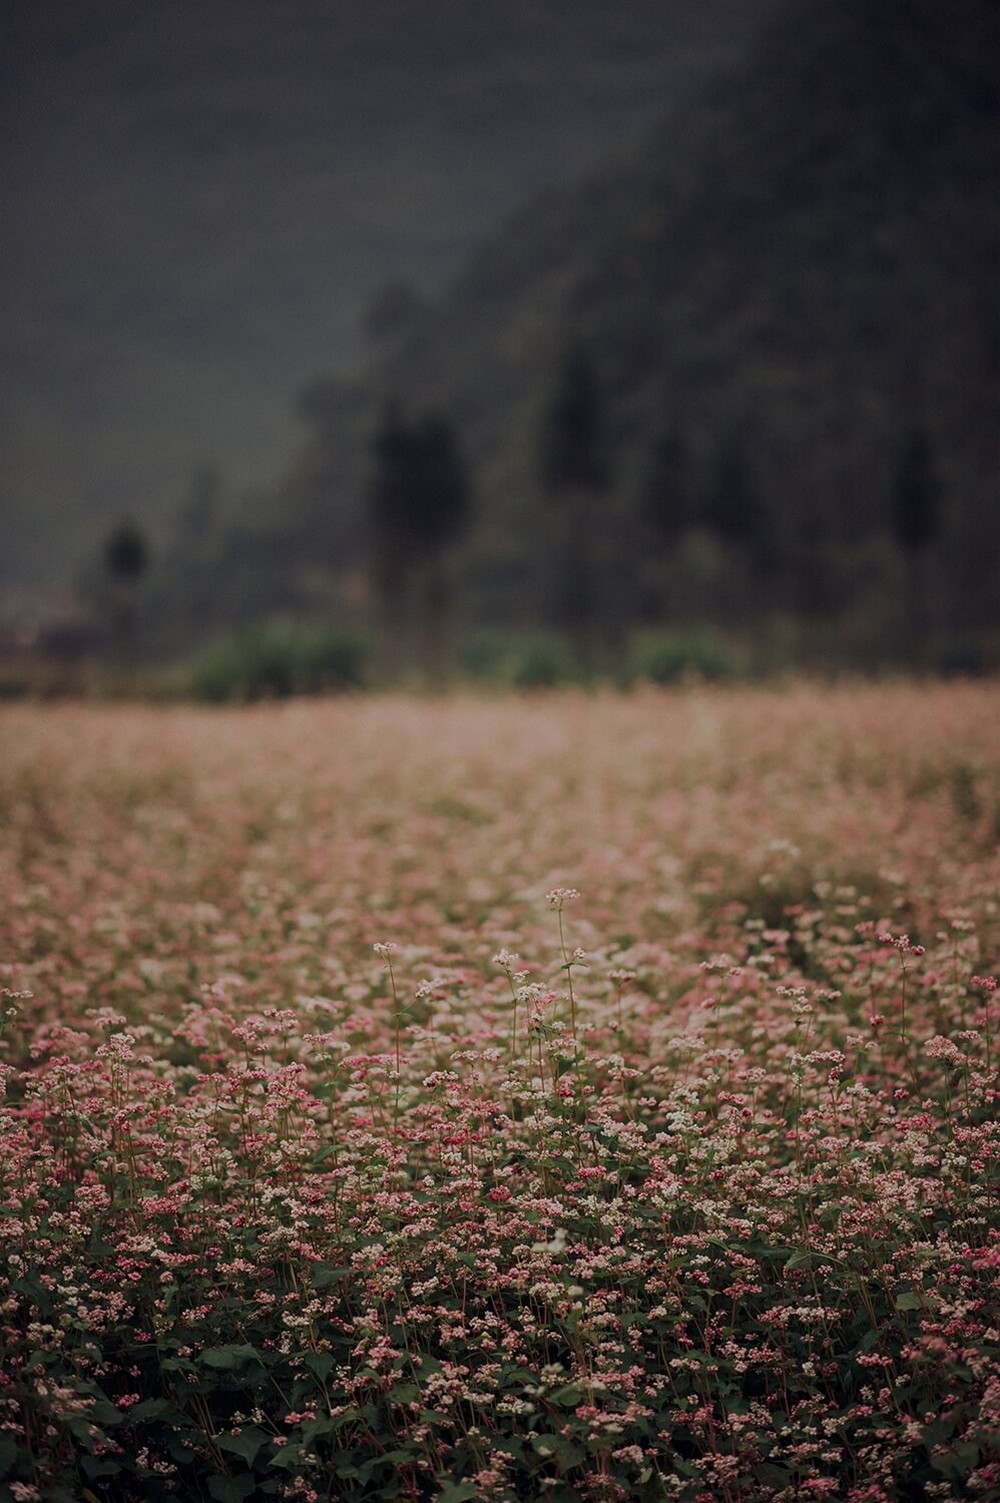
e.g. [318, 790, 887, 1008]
[2, 0, 999, 695]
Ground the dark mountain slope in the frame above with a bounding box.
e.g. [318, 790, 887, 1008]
[183, 0, 1000, 644]
[2, 0, 774, 597]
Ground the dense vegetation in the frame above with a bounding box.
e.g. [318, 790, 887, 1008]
[138, 0, 1000, 672]
[2, 685, 999, 1499]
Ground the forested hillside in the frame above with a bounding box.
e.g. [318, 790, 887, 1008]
[150, 0, 1000, 667]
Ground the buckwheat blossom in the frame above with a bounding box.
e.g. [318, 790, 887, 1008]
[924, 1034, 965, 1064]
[1, 683, 999, 1500]
[545, 887, 580, 907]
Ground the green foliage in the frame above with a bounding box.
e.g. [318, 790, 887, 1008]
[456, 628, 578, 688]
[4, 687, 1000, 1498]
[630, 626, 745, 683]
[94, 0, 1000, 668]
[189, 621, 369, 702]
[368, 403, 471, 563]
[536, 340, 613, 665]
[367, 403, 473, 676]
[316, 0, 998, 650]
[510, 633, 577, 689]
[639, 424, 691, 542]
[702, 435, 772, 567]
[934, 632, 998, 679]
[538, 340, 610, 498]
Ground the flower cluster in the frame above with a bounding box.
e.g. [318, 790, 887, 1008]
[0, 683, 998, 1501]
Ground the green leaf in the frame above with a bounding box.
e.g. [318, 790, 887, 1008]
[301, 1350, 336, 1380]
[548, 1382, 584, 1407]
[200, 1344, 262, 1370]
[310, 1264, 354, 1288]
[333, 1451, 372, 1481]
[208, 1475, 258, 1503]
[541, 1155, 578, 1177]
[268, 1445, 305, 1471]
[895, 1291, 924, 1311]
[532, 1432, 560, 1456]
[13, 1276, 53, 1314]
[300, 1415, 357, 1447]
[217, 1427, 270, 1465]
[161, 1356, 198, 1375]
[166, 1435, 198, 1464]
[753, 1462, 795, 1487]
[495, 1436, 526, 1464]
[437, 1483, 479, 1503]
[80, 1456, 123, 1481]
[0, 1432, 19, 1479]
[65, 1415, 101, 1453]
[749, 1243, 796, 1263]
[89, 1398, 124, 1426]
[931, 1439, 981, 1480]
[127, 1397, 184, 1423]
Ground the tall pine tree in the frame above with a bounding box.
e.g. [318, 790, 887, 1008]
[367, 403, 471, 678]
[891, 424, 942, 666]
[538, 340, 611, 670]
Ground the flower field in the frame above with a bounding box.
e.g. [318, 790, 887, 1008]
[2, 683, 999, 1503]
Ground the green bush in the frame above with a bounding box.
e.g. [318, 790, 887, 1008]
[453, 628, 510, 681]
[189, 622, 369, 702]
[630, 626, 744, 684]
[455, 629, 577, 689]
[933, 632, 997, 680]
[509, 633, 576, 689]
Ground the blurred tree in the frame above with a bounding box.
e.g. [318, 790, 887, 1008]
[891, 425, 941, 556]
[368, 403, 415, 664]
[795, 514, 830, 617]
[411, 412, 472, 681]
[640, 427, 690, 543]
[538, 340, 611, 669]
[103, 520, 150, 656]
[638, 424, 691, 620]
[704, 435, 764, 548]
[691, 433, 782, 631]
[105, 522, 148, 583]
[891, 424, 942, 665]
[410, 414, 471, 555]
[367, 402, 471, 678]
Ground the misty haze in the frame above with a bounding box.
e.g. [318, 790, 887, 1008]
[1, 0, 998, 685]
